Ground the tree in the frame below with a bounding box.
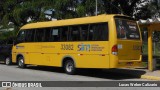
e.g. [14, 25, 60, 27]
[0, 0, 158, 32]
[76, 0, 152, 19]
[0, 0, 56, 39]
[0, 0, 55, 27]
[54, 0, 78, 19]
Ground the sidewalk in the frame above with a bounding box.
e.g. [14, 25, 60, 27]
[106, 68, 160, 80]
[135, 68, 160, 80]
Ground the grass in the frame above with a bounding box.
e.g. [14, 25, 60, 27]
[142, 42, 160, 56]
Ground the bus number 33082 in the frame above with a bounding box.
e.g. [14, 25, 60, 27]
[61, 44, 74, 50]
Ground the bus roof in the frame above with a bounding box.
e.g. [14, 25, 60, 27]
[21, 14, 127, 30]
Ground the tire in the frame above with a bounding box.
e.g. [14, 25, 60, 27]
[5, 57, 12, 65]
[18, 56, 26, 68]
[64, 60, 76, 75]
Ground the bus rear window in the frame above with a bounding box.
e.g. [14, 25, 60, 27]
[115, 19, 140, 40]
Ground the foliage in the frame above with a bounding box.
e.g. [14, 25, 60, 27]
[134, 0, 160, 19]
[54, 0, 78, 19]
[0, 31, 15, 40]
[0, 0, 154, 26]
[0, 0, 55, 27]
[0, 0, 159, 40]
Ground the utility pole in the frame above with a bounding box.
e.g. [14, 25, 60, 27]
[96, 0, 98, 15]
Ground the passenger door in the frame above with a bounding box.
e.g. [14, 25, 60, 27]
[26, 29, 44, 65]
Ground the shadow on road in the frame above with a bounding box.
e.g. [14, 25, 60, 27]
[76, 68, 146, 80]
[0, 61, 148, 80]
[25, 66, 146, 80]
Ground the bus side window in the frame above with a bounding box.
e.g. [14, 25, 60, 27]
[69, 26, 80, 41]
[25, 30, 35, 42]
[88, 25, 94, 41]
[60, 27, 69, 41]
[17, 30, 25, 43]
[35, 29, 45, 42]
[80, 25, 89, 41]
[95, 23, 108, 41]
[44, 28, 51, 42]
[50, 28, 60, 42]
[89, 23, 108, 41]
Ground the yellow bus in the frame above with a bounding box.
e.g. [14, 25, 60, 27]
[12, 14, 142, 74]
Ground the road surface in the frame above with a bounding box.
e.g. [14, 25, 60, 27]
[0, 63, 146, 81]
[1, 63, 157, 90]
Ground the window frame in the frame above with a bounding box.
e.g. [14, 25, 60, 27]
[18, 22, 109, 43]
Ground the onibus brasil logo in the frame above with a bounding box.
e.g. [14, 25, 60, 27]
[1, 82, 42, 88]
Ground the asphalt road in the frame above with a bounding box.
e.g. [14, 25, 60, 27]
[0, 63, 146, 81]
[1, 62, 156, 90]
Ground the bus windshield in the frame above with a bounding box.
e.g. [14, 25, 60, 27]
[115, 18, 140, 40]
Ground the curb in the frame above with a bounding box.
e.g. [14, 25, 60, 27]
[126, 73, 160, 81]
[125, 73, 160, 81]
[140, 75, 160, 80]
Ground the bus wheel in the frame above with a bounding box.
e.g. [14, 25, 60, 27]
[18, 56, 26, 68]
[64, 60, 76, 75]
[5, 57, 12, 65]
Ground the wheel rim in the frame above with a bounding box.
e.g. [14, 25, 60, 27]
[19, 59, 23, 67]
[66, 62, 73, 72]
[5, 58, 10, 65]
